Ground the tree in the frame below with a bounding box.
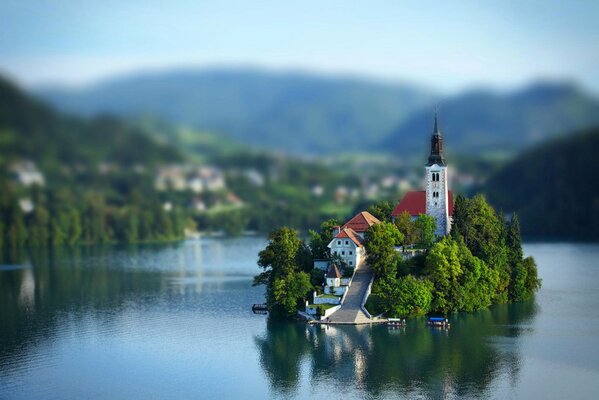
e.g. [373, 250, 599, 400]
[450, 195, 510, 302]
[395, 211, 417, 246]
[425, 236, 463, 313]
[506, 213, 524, 267]
[254, 227, 312, 318]
[377, 275, 433, 317]
[414, 214, 436, 248]
[367, 200, 395, 223]
[364, 222, 403, 279]
[308, 218, 339, 259]
[451, 194, 469, 241]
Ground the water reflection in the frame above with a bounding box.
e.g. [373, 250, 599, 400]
[0, 240, 265, 375]
[256, 300, 538, 398]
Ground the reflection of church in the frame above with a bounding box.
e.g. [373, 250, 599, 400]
[392, 113, 454, 236]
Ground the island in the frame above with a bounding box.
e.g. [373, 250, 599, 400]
[254, 113, 541, 322]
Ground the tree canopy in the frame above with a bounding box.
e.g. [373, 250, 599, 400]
[254, 227, 313, 318]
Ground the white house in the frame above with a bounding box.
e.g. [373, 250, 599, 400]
[327, 211, 381, 268]
[325, 264, 342, 288]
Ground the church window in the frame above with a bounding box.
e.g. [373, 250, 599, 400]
[345, 241, 349, 245]
[349, 251, 353, 255]
[349, 261, 353, 266]
[337, 241, 341, 245]
[342, 251, 345, 255]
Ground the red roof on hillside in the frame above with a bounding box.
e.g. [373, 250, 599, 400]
[341, 211, 381, 232]
[334, 227, 364, 247]
[391, 191, 454, 217]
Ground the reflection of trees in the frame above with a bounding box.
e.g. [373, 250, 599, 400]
[256, 301, 537, 398]
[254, 320, 314, 395]
[0, 245, 165, 366]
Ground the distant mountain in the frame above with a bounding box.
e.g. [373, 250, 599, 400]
[0, 76, 182, 172]
[483, 126, 599, 239]
[382, 82, 599, 157]
[36, 68, 435, 155]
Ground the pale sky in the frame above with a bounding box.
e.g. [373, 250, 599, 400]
[1, 0, 598, 93]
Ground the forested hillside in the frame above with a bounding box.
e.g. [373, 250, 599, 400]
[0, 76, 188, 246]
[484, 127, 599, 239]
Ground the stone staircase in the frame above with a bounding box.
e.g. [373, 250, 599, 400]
[327, 263, 374, 324]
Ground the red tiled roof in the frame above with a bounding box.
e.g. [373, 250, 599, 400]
[334, 227, 364, 247]
[391, 190, 454, 217]
[326, 264, 342, 278]
[341, 211, 381, 232]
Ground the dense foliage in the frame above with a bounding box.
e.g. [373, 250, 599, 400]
[0, 77, 191, 247]
[0, 186, 186, 247]
[254, 228, 313, 318]
[484, 127, 599, 239]
[366, 195, 541, 317]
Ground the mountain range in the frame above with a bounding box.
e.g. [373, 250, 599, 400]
[36, 68, 599, 157]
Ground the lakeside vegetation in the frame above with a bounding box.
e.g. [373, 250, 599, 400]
[254, 195, 541, 320]
[365, 195, 541, 317]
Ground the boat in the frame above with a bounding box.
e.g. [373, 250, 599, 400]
[427, 317, 450, 329]
[387, 318, 406, 328]
[252, 303, 268, 314]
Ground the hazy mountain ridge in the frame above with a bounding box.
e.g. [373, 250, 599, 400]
[0, 76, 183, 171]
[36, 68, 599, 157]
[36, 68, 435, 154]
[383, 82, 599, 156]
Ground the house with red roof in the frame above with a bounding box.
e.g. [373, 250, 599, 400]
[327, 211, 381, 269]
[391, 113, 453, 236]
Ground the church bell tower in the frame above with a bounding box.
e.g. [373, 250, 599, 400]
[425, 112, 450, 235]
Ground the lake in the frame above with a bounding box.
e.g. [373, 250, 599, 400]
[1, 238, 598, 399]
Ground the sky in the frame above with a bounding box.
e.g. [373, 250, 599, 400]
[0, 0, 598, 93]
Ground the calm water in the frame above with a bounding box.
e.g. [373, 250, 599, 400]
[1, 239, 598, 399]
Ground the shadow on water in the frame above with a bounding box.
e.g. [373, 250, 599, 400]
[255, 300, 538, 398]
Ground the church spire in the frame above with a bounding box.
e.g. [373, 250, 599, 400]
[433, 108, 440, 136]
[427, 109, 446, 166]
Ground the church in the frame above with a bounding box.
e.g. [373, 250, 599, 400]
[392, 113, 453, 236]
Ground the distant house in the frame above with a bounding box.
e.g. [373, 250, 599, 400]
[10, 161, 45, 187]
[328, 211, 381, 268]
[155, 165, 226, 192]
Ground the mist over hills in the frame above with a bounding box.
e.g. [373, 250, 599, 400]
[36, 68, 599, 157]
[37, 69, 434, 155]
[0, 76, 182, 171]
[384, 82, 599, 156]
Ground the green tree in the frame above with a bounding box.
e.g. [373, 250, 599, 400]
[254, 227, 312, 318]
[28, 205, 50, 246]
[364, 222, 403, 279]
[377, 275, 433, 317]
[308, 218, 339, 259]
[395, 211, 417, 246]
[6, 204, 27, 247]
[425, 236, 463, 313]
[506, 213, 524, 267]
[414, 214, 436, 248]
[367, 200, 395, 223]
